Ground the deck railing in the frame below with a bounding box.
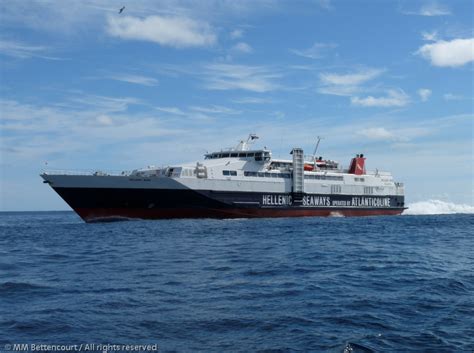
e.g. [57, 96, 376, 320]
[42, 169, 131, 176]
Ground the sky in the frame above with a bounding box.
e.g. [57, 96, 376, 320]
[0, 0, 473, 211]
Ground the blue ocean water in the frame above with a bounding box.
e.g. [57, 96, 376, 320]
[0, 212, 473, 352]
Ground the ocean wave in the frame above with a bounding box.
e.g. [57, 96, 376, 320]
[403, 200, 474, 215]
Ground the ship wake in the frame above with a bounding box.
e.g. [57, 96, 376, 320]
[403, 200, 474, 215]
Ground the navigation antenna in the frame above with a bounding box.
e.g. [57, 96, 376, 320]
[312, 136, 323, 163]
[236, 133, 259, 151]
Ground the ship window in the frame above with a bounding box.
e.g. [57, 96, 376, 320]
[231, 153, 238, 157]
[247, 153, 255, 157]
[222, 153, 230, 158]
[244, 171, 257, 177]
[364, 186, 374, 195]
[230, 171, 237, 176]
[255, 152, 263, 161]
[331, 185, 342, 194]
[238, 153, 247, 157]
[223, 170, 230, 176]
[257, 172, 264, 177]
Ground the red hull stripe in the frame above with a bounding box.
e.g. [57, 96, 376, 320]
[75, 207, 404, 222]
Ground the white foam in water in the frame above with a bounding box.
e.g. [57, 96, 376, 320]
[329, 211, 345, 217]
[403, 200, 474, 215]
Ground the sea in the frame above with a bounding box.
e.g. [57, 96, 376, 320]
[0, 201, 473, 353]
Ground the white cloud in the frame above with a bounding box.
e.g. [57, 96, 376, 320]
[443, 93, 466, 101]
[357, 124, 434, 142]
[105, 73, 158, 86]
[106, 15, 217, 48]
[351, 89, 410, 107]
[317, 85, 361, 97]
[271, 111, 285, 119]
[231, 42, 253, 54]
[230, 29, 243, 39]
[358, 127, 394, 140]
[419, 3, 451, 16]
[320, 69, 383, 86]
[67, 94, 140, 113]
[155, 106, 186, 115]
[403, 3, 451, 16]
[191, 105, 240, 114]
[232, 97, 273, 104]
[204, 63, 280, 92]
[417, 38, 474, 67]
[316, 0, 333, 10]
[417, 88, 432, 102]
[318, 68, 384, 96]
[291, 42, 337, 59]
[1, 1, 282, 37]
[96, 114, 113, 126]
[421, 31, 438, 41]
[0, 39, 60, 60]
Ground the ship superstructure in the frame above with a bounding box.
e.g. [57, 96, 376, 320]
[41, 135, 406, 222]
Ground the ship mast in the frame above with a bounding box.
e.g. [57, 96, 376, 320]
[312, 136, 323, 163]
[235, 133, 259, 151]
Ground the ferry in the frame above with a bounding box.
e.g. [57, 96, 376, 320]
[41, 135, 406, 222]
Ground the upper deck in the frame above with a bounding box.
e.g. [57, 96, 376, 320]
[42, 134, 404, 197]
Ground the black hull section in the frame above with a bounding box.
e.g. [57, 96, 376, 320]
[52, 187, 405, 222]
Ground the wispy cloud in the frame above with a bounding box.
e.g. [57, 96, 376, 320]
[203, 63, 280, 92]
[417, 88, 432, 102]
[191, 105, 240, 114]
[231, 42, 253, 54]
[155, 106, 186, 115]
[102, 73, 158, 86]
[291, 42, 337, 59]
[106, 15, 217, 48]
[66, 94, 141, 113]
[318, 68, 384, 96]
[357, 123, 436, 142]
[417, 38, 474, 67]
[0, 96, 183, 160]
[231, 97, 273, 104]
[95, 114, 114, 126]
[357, 127, 394, 140]
[402, 3, 451, 16]
[419, 3, 451, 16]
[351, 89, 410, 107]
[0, 39, 60, 60]
[230, 29, 243, 39]
[316, 0, 333, 10]
[421, 31, 438, 41]
[443, 93, 469, 101]
[320, 69, 383, 86]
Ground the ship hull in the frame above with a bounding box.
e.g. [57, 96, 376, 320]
[51, 187, 405, 222]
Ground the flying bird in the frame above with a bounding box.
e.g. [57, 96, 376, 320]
[119, 6, 125, 14]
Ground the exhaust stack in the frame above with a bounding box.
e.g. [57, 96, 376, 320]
[348, 154, 366, 175]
